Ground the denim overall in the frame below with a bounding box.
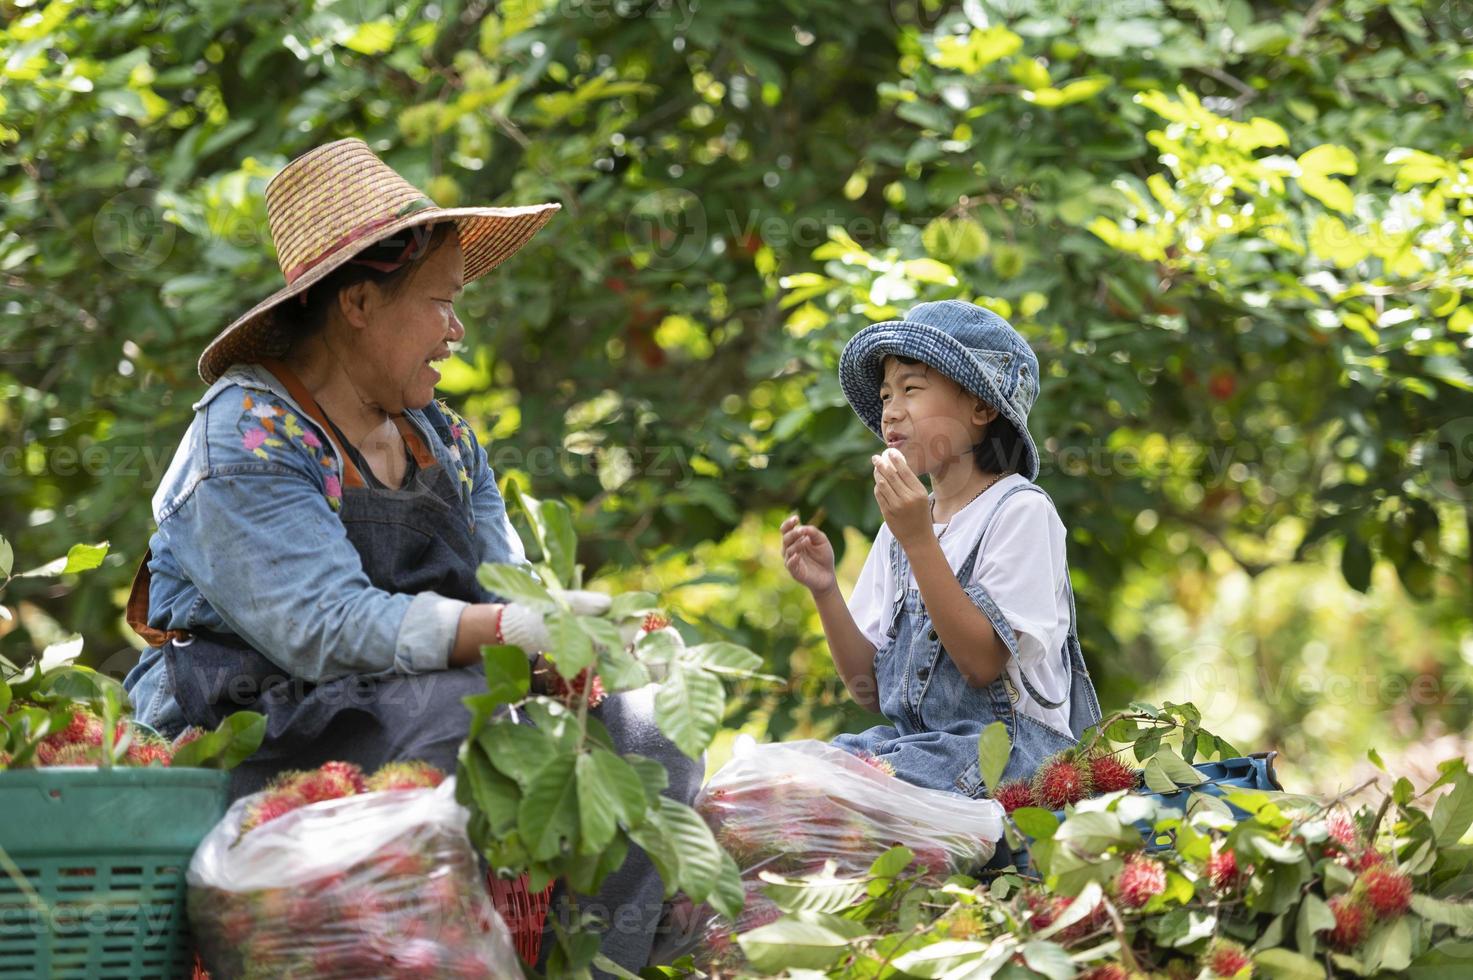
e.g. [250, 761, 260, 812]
[833, 482, 1102, 798]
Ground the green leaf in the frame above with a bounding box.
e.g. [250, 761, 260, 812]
[1254, 947, 1326, 979]
[1154, 747, 1206, 785]
[518, 752, 579, 861]
[0, 535, 11, 578]
[480, 644, 531, 705]
[477, 562, 553, 606]
[1431, 772, 1473, 846]
[1142, 757, 1178, 794]
[1032, 882, 1102, 942]
[1297, 893, 1335, 958]
[1011, 807, 1060, 840]
[759, 869, 868, 914]
[169, 711, 266, 770]
[537, 498, 578, 587]
[1363, 916, 1413, 973]
[738, 914, 866, 973]
[684, 641, 763, 676]
[1411, 893, 1473, 930]
[870, 845, 915, 879]
[575, 752, 620, 854]
[478, 722, 558, 787]
[890, 939, 1003, 978]
[596, 640, 651, 692]
[608, 592, 658, 620]
[1019, 939, 1075, 980]
[977, 720, 1011, 794]
[341, 19, 396, 55]
[654, 664, 724, 759]
[579, 746, 651, 832]
[1054, 810, 1135, 852]
[460, 743, 520, 834]
[546, 609, 596, 677]
[655, 797, 735, 911]
[17, 542, 110, 578]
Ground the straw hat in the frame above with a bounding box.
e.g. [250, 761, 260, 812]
[197, 138, 559, 383]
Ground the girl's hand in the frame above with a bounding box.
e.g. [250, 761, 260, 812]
[781, 515, 838, 597]
[873, 448, 931, 548]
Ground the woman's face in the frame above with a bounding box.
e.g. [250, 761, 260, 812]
[345, 234, 466, 413]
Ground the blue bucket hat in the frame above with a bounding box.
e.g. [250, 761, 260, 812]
[839, 300, 1042, 481]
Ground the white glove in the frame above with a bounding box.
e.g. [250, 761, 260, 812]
[499, 589, 612, 655]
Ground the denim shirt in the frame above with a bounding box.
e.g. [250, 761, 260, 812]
[124, 363, 524, 728]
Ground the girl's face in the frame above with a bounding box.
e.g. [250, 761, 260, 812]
[878, 356, 996, 476]
[342, 234, 466, 412]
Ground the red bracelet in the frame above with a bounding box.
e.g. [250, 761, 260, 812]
[493, 604, 506, 645]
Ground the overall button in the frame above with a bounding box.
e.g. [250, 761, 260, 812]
[927, 629, 938, 642]
[917, 666, 930, 680]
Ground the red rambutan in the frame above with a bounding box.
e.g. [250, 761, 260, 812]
[1114, 852, 1167, 909]
[125, 736, 173, 767]
[855, 751, 897, 778]
[1207, 847, 1242, 891]
[365, 760, 445, 792]
[1203, 938, 1253, 978]
[1031, 751, 1094, 809]
[1361, 864, 1413, 919]
[1078, 965, 1132, 980]
[241, 788, 307, 834]
[543, 667, 608, 709]
[1088, 751, 1140, 794]
[1324, 894, 1369, 949]
[641, 612, 671, 632]
[1326, 808, 1360, 851]
[993, 778, 1037, 813]
[319, 760, 367, 793]
[172, 726, 206, 749]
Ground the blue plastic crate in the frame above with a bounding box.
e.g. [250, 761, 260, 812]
[984, 752, 1283, 876]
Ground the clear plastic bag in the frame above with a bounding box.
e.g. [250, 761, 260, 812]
[656, 737, 1005, 968]
[188, 777, 521, 979]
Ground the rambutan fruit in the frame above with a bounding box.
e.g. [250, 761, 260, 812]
[365, 760, 445, 792]
[240, 787, 307, 834]
[319, 760, 367, 793]
[993, 778, 1037, 813]
[125, 733, 173, 767]
[1202, 938, 1253, 978]
[1087, 751, 1140, 794]
[1078, 965, 1132, 980]
[1324, 894, 1369, 949]
[542, 667, 608, 709]
[48, 742, 102, 766]
[1326, 808, 1360, 851]
[290, 764, 360, 803]
[172, 726, 206, 749]
[854, 751, 897, 778]
[1207, 846, 1243, 891]
[1114, 852, 1167, 909]
[1361, 864, 1413, 919]
[1031, 750, 1094, 809]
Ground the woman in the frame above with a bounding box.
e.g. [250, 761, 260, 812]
[122, 138, 697, 974]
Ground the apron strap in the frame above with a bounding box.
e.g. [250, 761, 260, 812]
[126, 549, 191, 647]
[258, 357, 440, 486]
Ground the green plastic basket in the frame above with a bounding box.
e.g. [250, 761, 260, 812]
[0, 767, 230, 980]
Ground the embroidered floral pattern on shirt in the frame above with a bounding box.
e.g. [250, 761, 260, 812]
[237, 394, 344, 510]
[435, 399, 477, 508]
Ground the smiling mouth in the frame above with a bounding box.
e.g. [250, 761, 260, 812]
[885, 435, 907, 447]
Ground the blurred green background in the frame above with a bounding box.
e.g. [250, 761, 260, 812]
[3, 0, 1471, 796]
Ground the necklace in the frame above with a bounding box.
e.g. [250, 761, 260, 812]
[932, 472, 1006, 538]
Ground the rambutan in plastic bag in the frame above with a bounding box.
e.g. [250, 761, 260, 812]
[655, 737, 1005, 968]
[187, 777, 520, 979]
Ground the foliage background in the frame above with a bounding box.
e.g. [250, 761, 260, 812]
[3, 0, 1471, 796]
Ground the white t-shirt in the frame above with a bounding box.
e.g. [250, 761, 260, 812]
[848, 474, 1073, 735]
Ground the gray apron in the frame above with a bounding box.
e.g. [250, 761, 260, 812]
[129, 359, 494, 798]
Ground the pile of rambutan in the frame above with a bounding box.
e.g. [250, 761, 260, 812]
[238, 760, 445, 835]
[190, 759, 515, 979]
[992, 747, 1142, 813]
[0, 703, 206, 769]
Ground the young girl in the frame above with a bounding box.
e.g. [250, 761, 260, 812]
[782, 300, 1102, 798]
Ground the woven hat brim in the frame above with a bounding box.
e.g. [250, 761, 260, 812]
[197, 203, 560, 384]
[839, 319, 1041, 481]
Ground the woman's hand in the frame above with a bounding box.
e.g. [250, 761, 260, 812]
[782, 515, 838, 597]
[497, 589, 612, 654]
[873, 448, 931, 549]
